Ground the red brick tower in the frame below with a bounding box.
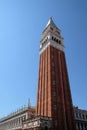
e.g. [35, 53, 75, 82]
[36, 17, 76, 130]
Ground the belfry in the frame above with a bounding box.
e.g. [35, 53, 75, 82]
[36, 17, 76, 130]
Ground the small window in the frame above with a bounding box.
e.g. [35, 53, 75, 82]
[53, 92, 56, 96]
[45, 126, 48, 130]
[52, 62, 54, 67]
[55, 31, 60, 35]
[76, 113, 78, 118]
[52, 80, 56, 85]
[59, 40, 61, 44]
[50, 27, 53, 31]
[54, 38, 56, 41]
[82, 114, 85, 119]
[79, 113, 81, 118]
[52, 36, 54, 40]
[54, 105, 57, 110]
[51, 55, 54, 59]
[52, 71, 55, 75]
[56, 39, 58, 43]
[55, 120, 58, 126]
[86, 115, 87, 119]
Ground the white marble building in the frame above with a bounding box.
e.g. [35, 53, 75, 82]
[0, 106, 87, 130]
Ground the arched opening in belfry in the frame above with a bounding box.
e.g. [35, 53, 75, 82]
[44, 126, 48, 130]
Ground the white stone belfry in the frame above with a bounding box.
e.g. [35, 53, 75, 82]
[40, 17, 64, 54]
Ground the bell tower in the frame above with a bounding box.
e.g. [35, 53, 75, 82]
[36, 17, 76, 130]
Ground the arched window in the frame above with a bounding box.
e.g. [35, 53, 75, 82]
[44, 126, 48, 130]
[52, 36, 54, 40]
[86, 115, 87, 119]
[82, 114, 85, 119]
[59, 40, 61, 44]
[76, 113, 78, 118]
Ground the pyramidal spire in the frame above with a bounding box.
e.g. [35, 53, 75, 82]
[45, 17, 58, 28]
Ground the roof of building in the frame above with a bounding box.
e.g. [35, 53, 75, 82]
[45, 17, 58, 29]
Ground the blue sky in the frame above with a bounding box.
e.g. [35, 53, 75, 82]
[0, 0, 87, 118]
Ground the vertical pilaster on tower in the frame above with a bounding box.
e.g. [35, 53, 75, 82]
[36, 17, 76, 130]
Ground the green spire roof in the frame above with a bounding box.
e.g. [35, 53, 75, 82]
[46, 17, 58, 28]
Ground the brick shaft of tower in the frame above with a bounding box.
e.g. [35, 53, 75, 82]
[36, 17, 76, 130]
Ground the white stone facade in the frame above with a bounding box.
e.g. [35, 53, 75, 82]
[74, 106, 87, 130]
[0, 106, 87, 130]
[0, 106, 35, 130]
